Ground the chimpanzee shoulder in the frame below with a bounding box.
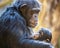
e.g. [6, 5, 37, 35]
[0, 7, 26, 32]
[1, 7, 26, 24]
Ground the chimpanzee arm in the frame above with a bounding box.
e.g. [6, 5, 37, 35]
[0, 10, 54, 48]
[7, 23, 54, 48]
[21, 39, 54, 48]
[4, 16, 54, 48]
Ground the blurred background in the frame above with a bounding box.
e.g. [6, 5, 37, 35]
[0, 0, 60, 48]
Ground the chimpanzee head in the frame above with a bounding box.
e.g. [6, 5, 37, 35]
[39, 28, 52, 43]
[13, 0, 42, 28]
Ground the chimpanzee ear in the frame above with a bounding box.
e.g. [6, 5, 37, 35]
[20, 4, 28, 12]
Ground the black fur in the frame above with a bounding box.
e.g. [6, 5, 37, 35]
[0, 0, 54, 48]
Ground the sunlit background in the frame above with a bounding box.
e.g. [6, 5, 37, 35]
[0, 0, 60, 48]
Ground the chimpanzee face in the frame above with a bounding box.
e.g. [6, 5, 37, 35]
[19, 0, 41, 28]
[27, 8, 40, 28]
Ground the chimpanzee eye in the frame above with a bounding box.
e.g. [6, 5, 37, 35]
[35, 10, 40, 13]
[34, 10, 40, 14]
[35, 16, 37, 17]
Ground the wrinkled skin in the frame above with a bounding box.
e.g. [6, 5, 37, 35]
[0, 0, 54, 48]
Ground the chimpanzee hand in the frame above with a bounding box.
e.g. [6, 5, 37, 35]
[37, 28, 52, 43]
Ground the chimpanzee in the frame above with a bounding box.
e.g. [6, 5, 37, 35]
[35, 28, 52, 42]
[0, 0, 54, 48]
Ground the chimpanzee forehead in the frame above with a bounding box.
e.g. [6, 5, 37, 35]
[26, 0, 41, 8]
[14, 0, 42, 10]
[16, 0, 39, 1]
[28, 1, 42, 11]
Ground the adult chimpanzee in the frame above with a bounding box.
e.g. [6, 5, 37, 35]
[0, 0, 54, 48]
